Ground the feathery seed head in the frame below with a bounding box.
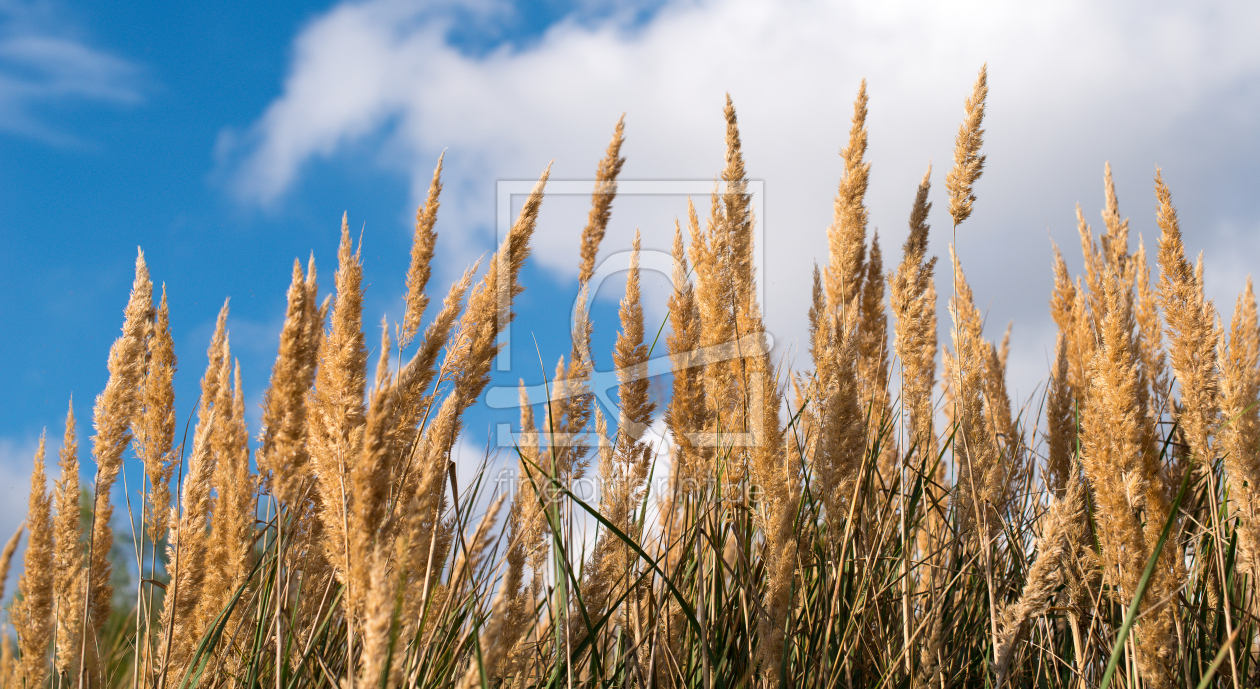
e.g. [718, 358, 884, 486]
[890, 165, 938, 461]
[1155, 169, 1219, 464]
[1045, 334, 1074, 496]
[1220, 276, 1260, 573]
[578, 115, 626, 286]
[824, 80, 872, 314]
[257, 257, 322, 506]
[945, 64, 988, 227]
[1101, 161, 1131, 273]
[402, 153, 443, 348]
[0, 526, 20, 604]
[138, 286, 179, 542]
[13, 435, 55, 686]
[53, 402, 84, 677]
[86, 249, 154, 634]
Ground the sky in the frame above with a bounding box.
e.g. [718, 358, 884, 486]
[3, 0, 1260, 591]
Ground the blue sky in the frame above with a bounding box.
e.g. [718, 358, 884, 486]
[4, 0, 1260, 581]
[0, 0, 676, 546]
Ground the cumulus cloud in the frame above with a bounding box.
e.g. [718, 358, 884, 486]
[224, 0, 1260, 401]
[0, 0, 143, 141]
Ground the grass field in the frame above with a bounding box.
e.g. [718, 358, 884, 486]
[1, 65, 1258, 688]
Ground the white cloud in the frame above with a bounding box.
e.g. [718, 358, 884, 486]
[225, 0, 1260, 403]
[0, 0, 143, 141]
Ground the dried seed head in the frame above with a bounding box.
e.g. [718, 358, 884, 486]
[578, 116, 626, 286]
[946, 65, 988, 227]
[825, 80, 871, 314]
[88, 249, 154, 633]
[402, 154, 443, 349]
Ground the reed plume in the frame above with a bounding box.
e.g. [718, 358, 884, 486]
[718, 96, 754, 320]
[520, 122, 628, 554]
[1155, 169, 1220, 467]
[156, 426, 213, 677]
[578, 115, 627, 286]
[1080, 269, 1177, 688]
[690, 96, 756, 438]
[0, 526, 20, 604]
[1221, 278, 1260, 575]
[665, 217, 708, 493]
[859, 231, 893, 461]
[256, 258, 323, 507]
[940, 347, 957, 429]
[87, 249, 153, 636]
[813, 306, 864, 523]
[808, 263, 825, 367]
[947, 247, 1003, 539]
[889, 166, 938, 463]
[158, 345, 225, 672]
[824, 80, 870, 316]
[983, 334, 1022, 511]
[494, 384, 543, 679]
[12, 435, 54, 686]
[0, 520, 20, 685]
[201, 300, 230, 423]
[889, 166, 942, 570]
[1044, 334, 1075, 496]
[53, 402, 84, 678]
[135, 286, 178, 543]
[705, 102, 791, 668]
[1134, 237, 1170, 411]
[997, 322, 1013, 375]
[401, 156, 443, 349]
[196, 359, 254, 635]
[1100, 161, 1131, 275]
[1049, 244, 1089, 399]
[1077, 206, 1107, 321]
[535, 119, 626, 500]
[308, 216, 369, 613]
[945, 65, 987, 227]
[749, 351, 792, 679]
[613, 232, 655, 448]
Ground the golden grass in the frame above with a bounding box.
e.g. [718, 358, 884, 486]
[3, 68, 1259, 689]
